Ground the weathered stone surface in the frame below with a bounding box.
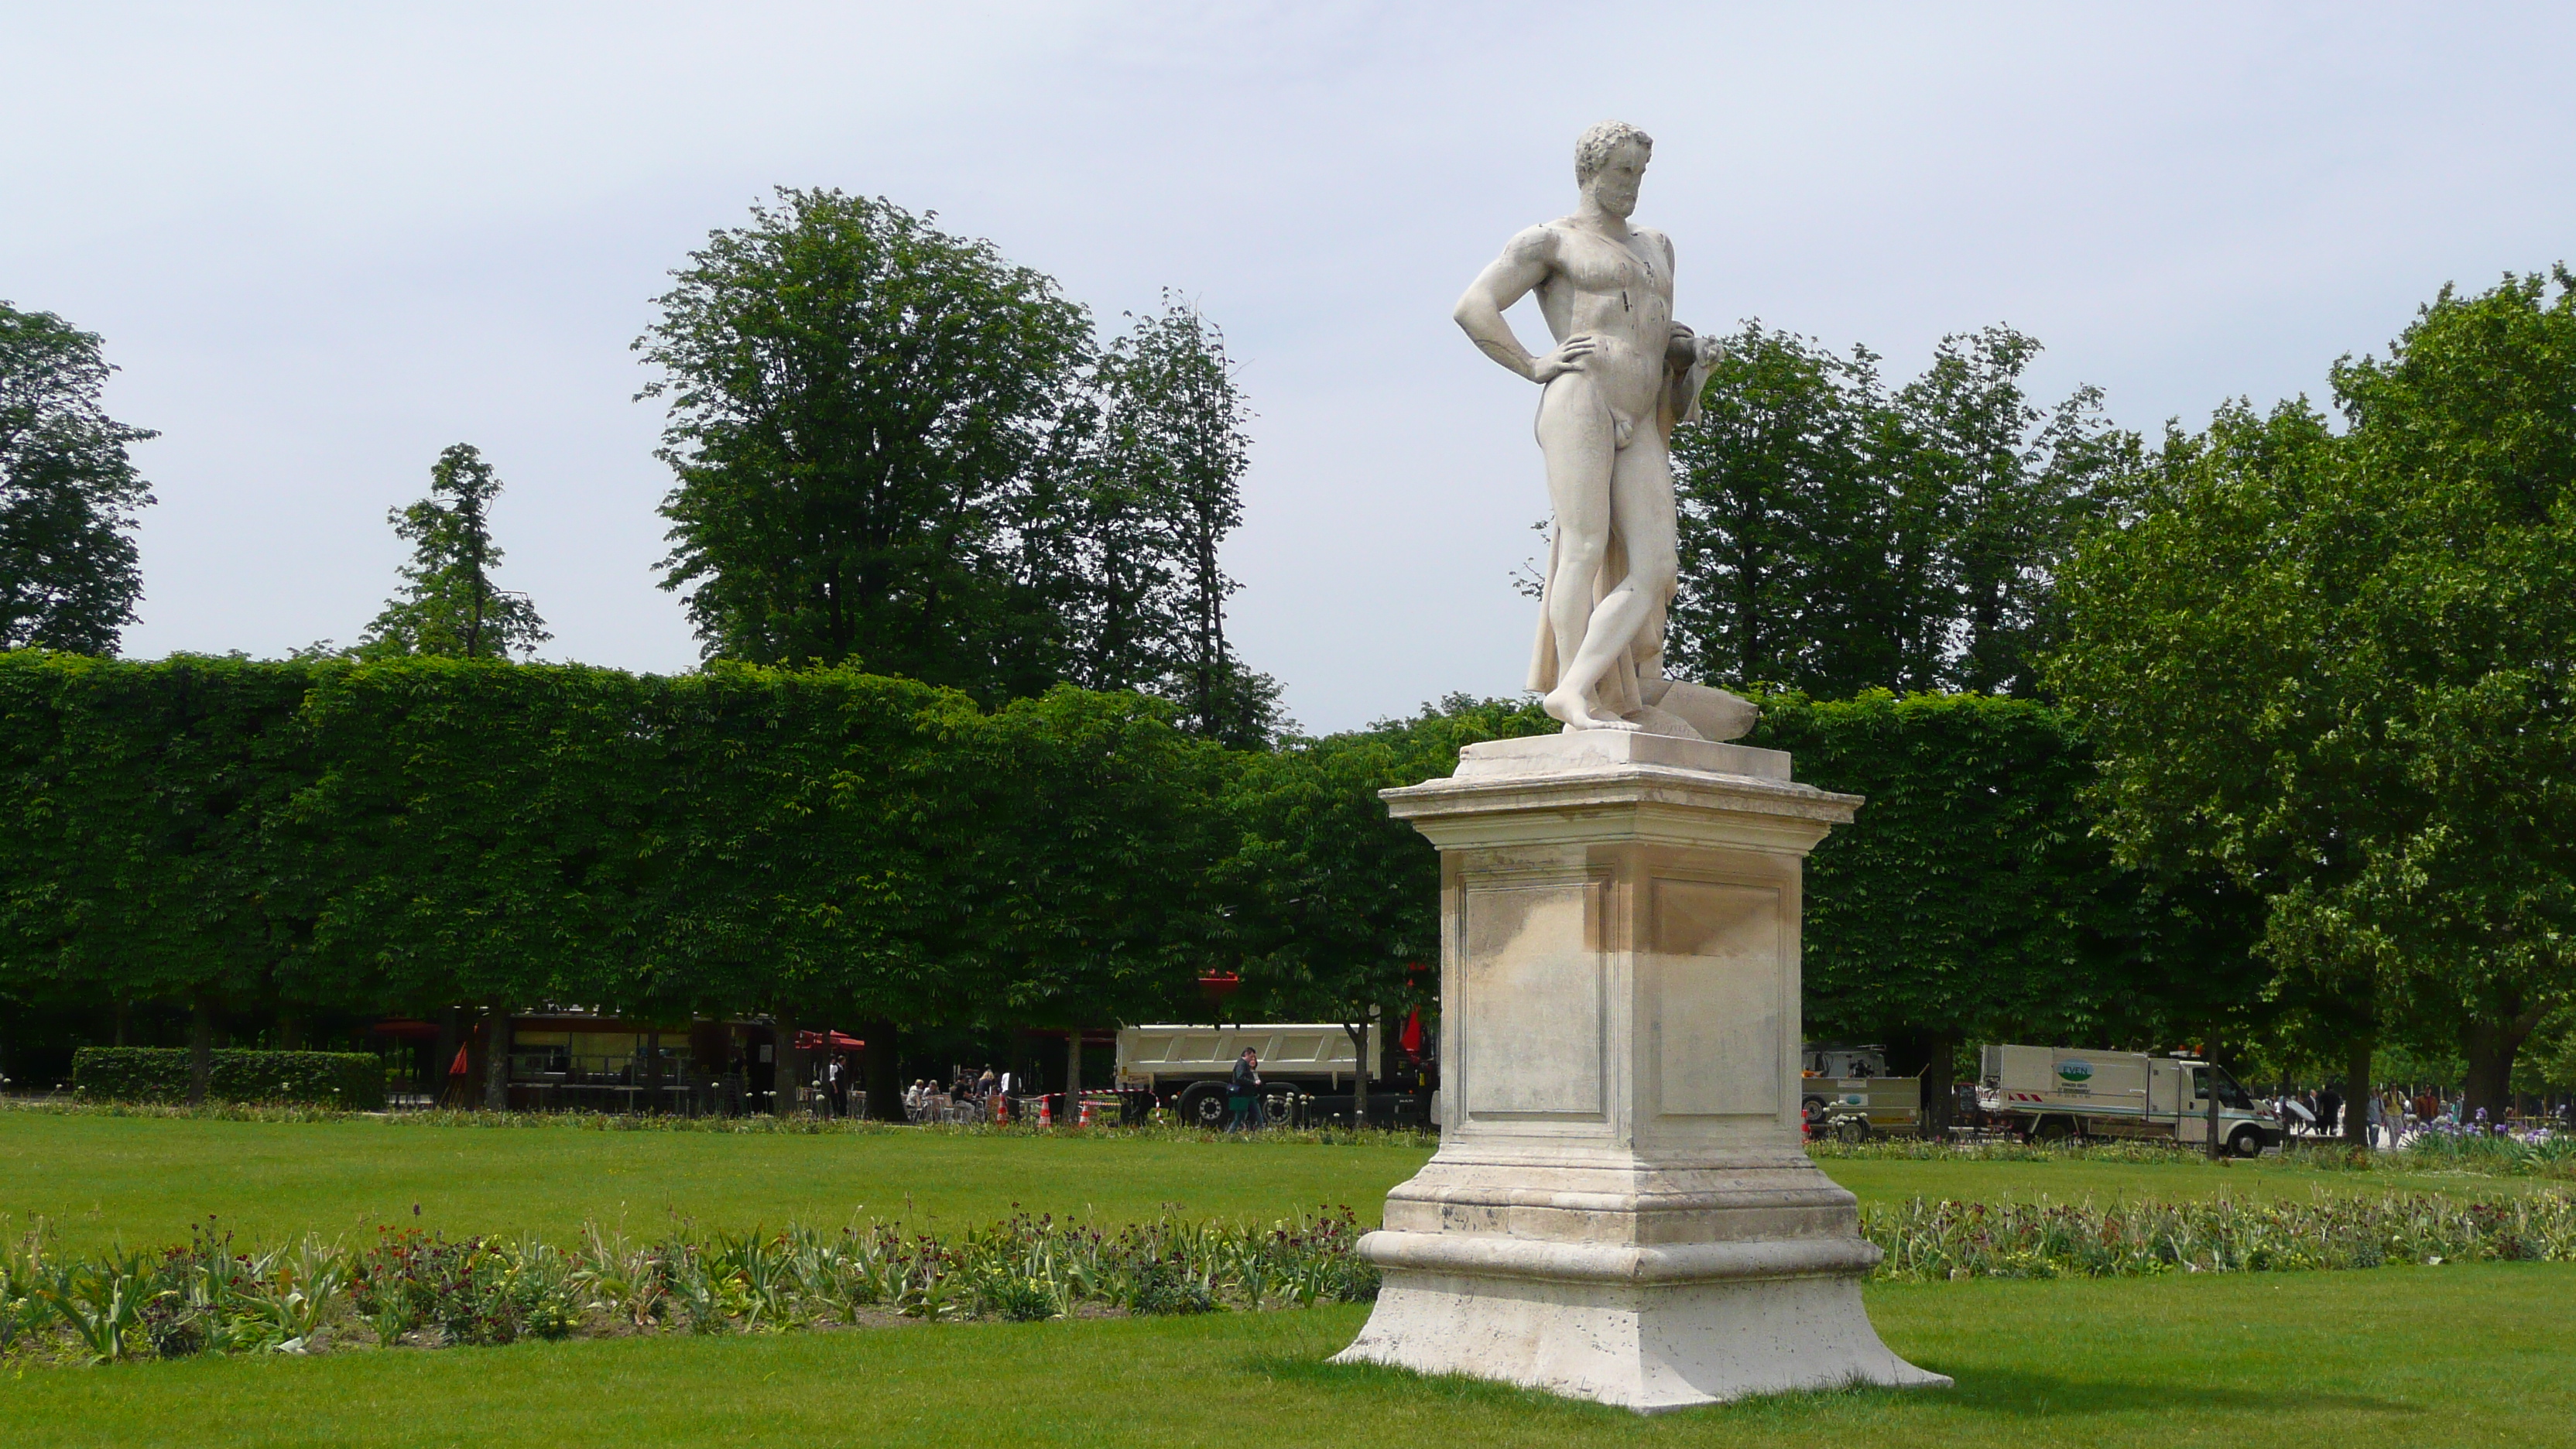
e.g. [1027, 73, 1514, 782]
[1332, 733, 1945, 1411]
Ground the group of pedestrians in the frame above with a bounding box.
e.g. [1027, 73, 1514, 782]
[2268, 1083, 2575, 1149]
[896, 1066, 1039, 1121]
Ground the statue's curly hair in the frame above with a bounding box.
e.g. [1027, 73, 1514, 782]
[1574, 120, 1653, 183]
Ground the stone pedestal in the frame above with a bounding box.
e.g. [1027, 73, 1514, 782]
[1331, 731, 1947, 1412]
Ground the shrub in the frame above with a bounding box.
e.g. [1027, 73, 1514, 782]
[70, 1048, 387, 1110]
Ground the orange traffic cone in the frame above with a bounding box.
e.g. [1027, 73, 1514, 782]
[1077, 1098, 1094, 1128]
[1038, 1095, 1053, 1126]
[992, 1092, 1006, 1124]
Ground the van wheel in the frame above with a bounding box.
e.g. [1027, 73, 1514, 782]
[1176, 1083, 1228, 1129]
[2228, 1126, 2265, 1159]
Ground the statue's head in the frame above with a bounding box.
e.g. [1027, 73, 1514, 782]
[1574, 120, 1653, 218]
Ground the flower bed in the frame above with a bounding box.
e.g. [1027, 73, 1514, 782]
[5, 1188, 2570, 1366]
[0, 1209, 1377, 1365]
[1867, 1190, 2576, 1279]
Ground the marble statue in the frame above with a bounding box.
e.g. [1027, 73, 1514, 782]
[1328, 124, 1947, 1412]
[1454, 120, 1755, 742]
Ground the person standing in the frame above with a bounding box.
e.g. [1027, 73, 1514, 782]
[1228, 1048, 1262, 1132]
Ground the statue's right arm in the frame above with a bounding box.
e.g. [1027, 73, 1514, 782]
[1454, 227, 1569, 383]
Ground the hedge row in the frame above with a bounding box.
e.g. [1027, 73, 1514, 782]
[70, 1048, 387, 1108]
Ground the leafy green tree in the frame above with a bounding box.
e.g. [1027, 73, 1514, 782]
[0, 303, 156, 654]
[1891, 327, 2137, 696]
[640, 189, 1095, 698]
[1667, 324, 2132, 700]
[2050, 269, 2576, 1120]
[1080, 296, 1282, 745]
[1667, 324, 1895, 694]
[358, 444, 550, 660]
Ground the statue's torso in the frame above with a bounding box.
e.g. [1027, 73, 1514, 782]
[1536, 222, 1674, 417]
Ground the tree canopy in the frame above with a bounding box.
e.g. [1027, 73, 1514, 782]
[2050, 268, 2576, 1114]
[0, 303, 155, 654]
[1667, 323, 2134, 699]
[358, 444, 550, 661]
[640, 189, 1098, 697]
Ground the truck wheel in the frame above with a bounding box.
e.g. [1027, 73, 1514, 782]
[2032, 1116, 2074, 1143]
[1176, 1083, 1228, 1129]
[1833, 1117, 1872, 1143]
[2228, 1126, 2264, 1159]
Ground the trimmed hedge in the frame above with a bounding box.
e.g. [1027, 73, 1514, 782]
[71, 1047, 387, 1109]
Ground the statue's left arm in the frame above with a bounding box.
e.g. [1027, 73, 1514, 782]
[1648, 232, 1718, 432]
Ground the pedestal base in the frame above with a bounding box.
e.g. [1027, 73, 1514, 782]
[1341, 731, 1947, 1413]
[1334, 1264, 1947, 1413]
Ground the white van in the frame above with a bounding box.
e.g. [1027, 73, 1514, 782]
[1978, 1044, 2282, 1156]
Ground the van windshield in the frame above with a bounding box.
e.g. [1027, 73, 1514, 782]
[2205, 1067, 2253, 1109]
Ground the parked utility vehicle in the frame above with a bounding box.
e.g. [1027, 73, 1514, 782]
[1800, 1042, 1920, 1137]
[1977, 1043, 2281, 1156]
[1115, 1023, 1422, 1128]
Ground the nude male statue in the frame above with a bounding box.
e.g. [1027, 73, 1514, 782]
[1454, 121, 1752, 739]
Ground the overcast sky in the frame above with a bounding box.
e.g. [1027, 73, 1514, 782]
[6, 3, 2572, 731]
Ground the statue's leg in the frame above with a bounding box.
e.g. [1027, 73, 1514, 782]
[1545, 433, 1680, 729]
[1535, 376, 1625, 730]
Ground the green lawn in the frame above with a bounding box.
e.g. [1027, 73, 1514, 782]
[2, 1263, 2563, 1448]
[1, 1110, 2551, 1255]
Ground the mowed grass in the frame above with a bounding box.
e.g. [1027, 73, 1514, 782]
[2, 1264, 2564, 1448]
[1, 1110, 2554, 1254]
[0, 1113, 1430, 1253]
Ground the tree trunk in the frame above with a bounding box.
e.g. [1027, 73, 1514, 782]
[2461, 1006, 2548, 1119]
[1064, 1026, 1083, 1122]
[644, 1029, 664, 1115]
[1917, 1030, 1960, 1140]
[772, 1008, 800, 1118]
[433, 1006, 460, 1108]
[861, 1018, 904, 1121]
[2342, 1030, 2373, 1146]
[189, 992, 214, 1106]
[482, 1005, 510, 1111]
[113, 999, 129, 1048]
[1343, 1016, 1372, 1128]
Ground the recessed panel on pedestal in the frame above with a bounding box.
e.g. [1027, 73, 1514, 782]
[1461, 881, 1603, 1117]
[1649, 879, 1783, 1118]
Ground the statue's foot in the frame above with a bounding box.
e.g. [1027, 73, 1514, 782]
[1544, 687, 1643, 732]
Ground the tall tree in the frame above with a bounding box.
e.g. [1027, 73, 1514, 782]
[0, 303, 156, 654]
[1081, 297, 1283, 746]
[1666, 323, 1896, 696]
[1665, 323, 2132, 700]
[2050, 269, 2576, 1118]
[358, 444, 550, 660]
[639, 189, 1095, 698]
[1891, 327, 2136, 696]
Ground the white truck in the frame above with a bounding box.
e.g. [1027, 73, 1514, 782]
[1115, 1023, 1410, 1128]
[1978, 1044, 2282, 1156]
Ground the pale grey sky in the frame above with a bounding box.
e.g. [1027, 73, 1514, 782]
[5, 3, 2571, 731]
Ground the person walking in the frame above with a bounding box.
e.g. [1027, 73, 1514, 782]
[1227, 1048, 1262, 1132]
